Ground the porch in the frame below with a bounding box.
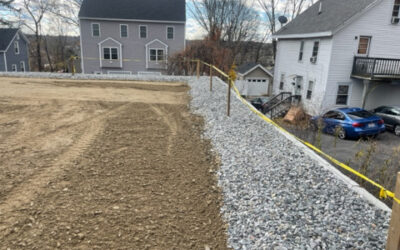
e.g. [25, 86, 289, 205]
[352, 57, 400, 80]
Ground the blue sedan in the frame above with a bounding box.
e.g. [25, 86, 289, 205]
[311, 108, 385, 139]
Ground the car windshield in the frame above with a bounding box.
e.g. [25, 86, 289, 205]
[347, 110, 374, 120]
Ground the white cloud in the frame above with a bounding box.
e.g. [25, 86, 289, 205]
[185, 18, 207, 40]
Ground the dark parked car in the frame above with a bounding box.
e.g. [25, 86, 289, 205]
[250, 97, 270, 111]
[311, 107, 385, 139]
[373, 106, 400, 136]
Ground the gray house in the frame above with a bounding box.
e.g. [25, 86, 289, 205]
[78, 0, 186, 75]
[0, 28, 30, 72]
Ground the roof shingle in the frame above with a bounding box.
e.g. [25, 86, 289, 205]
[79, 0, 186, 22]
[0, 28, 18, 51]
[274, 0, 378, 37]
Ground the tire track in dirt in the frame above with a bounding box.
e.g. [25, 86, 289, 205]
[0, 104, 128, 233]
[150, 105, 178, 156]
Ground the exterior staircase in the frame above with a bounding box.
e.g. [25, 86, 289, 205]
[261, 92, 302, 119]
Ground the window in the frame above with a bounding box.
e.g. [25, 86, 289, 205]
[298, 41, 304, 61]
[336, 85, 350, 105]
[103, 48, 118, 60]
[306, 80, 314, 99]
[140, 26, 147, 38]
[393, 0, 400, 18]
[120, 24, 128, 38]
[14, 41, 19, 54]
[92, 23, 100, 37]
[311, 41, 319, 63]
[149, 49, 164, 63]
[20, 61, 25, 72]
[11, 64, 17, 72]
[167, 26, 174, 39]
[357, 36, 371, 55]
[279, 73, 285, 90]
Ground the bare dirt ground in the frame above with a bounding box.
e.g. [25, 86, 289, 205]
[0, 77, 228, 249]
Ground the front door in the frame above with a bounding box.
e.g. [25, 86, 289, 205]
[294, 76, 303, 96]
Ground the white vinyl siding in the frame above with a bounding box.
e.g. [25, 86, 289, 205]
[92, 23, 100, 37]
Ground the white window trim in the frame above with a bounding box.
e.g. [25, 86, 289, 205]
[335, 83, 353, 106]
[139, 25, 148, 39]
[103, 47, 120, 61]
[120, 24, 129, 38]
[91, 23, 101, 37]
[20, 61, 25, 72]
[356, 36, 372, 56]
[166, 26, 175, 40]
[14, 41, 19, 55]
[11, 64, 17, 72]
[149, 48, 165, 64]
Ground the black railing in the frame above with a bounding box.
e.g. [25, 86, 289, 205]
[261, 93, 301, 119]
[352, 56, 400, 80]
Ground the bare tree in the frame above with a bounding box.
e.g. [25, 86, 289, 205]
[20, 0, 55, 71]
[51, 0, 82, 26]
[258, 0, 313, 60]
[189, 0, 261, 57]
[0, 0, 17, 26]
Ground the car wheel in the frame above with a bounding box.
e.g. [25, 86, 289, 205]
[395, 125, 400, 136]
[336, 126, 346, 140]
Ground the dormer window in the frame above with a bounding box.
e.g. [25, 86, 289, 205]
[14, 41, 19, 54]
[392, 0, 400, 23]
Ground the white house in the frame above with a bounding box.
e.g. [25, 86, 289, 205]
[273, 0, 400, 115]
[236, 63, 274, 96]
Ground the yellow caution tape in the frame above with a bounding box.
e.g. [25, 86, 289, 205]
[196, 59, 400, 206]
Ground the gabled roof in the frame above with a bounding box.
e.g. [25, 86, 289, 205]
[237, 63, 273, 77]
[0, 28, 18, 51]
[79, 0, 186, 23]
[274, 0, 379, 39]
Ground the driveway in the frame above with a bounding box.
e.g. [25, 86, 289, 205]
[279, 121, 400, 192]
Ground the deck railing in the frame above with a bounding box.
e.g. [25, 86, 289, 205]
[352, 56, 400, 79]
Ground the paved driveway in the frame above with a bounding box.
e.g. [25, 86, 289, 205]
[280, 122, 400, 191]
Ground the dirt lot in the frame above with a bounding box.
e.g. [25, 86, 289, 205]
[0, 77, 228, 249]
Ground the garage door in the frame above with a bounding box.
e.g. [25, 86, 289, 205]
[246, 78, 269, 96]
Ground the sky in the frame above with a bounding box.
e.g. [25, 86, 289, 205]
[1, 0, 292, 40]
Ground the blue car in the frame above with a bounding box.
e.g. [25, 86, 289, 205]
[311, 108, 385, 139]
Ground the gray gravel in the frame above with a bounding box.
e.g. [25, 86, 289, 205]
[188, 77, 391, 250]
[0, 72, 190, 82]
